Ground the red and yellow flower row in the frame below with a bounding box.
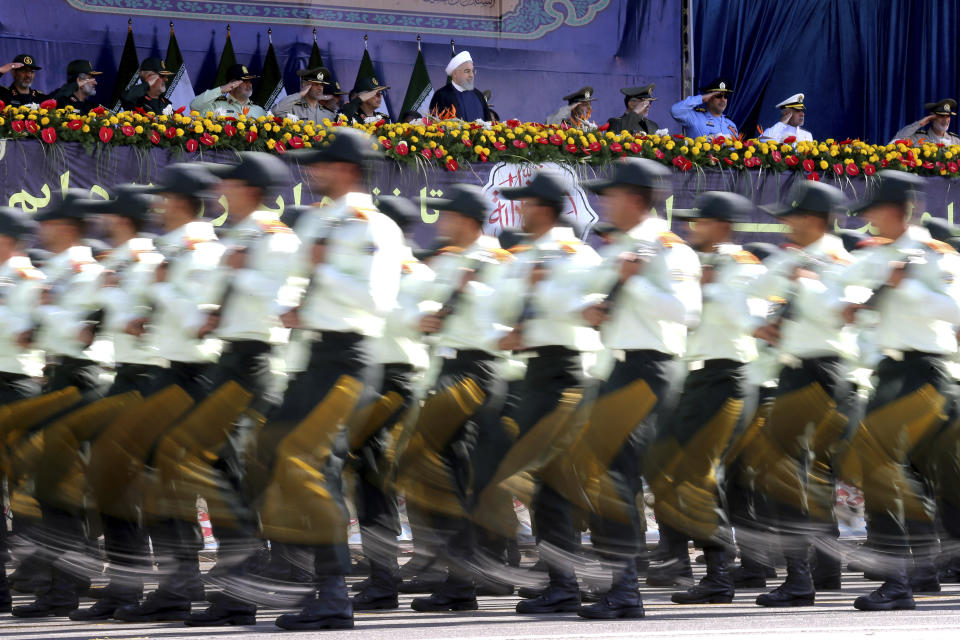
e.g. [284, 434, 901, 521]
[2, 102, 960, 177]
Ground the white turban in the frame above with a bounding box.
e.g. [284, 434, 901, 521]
[445, 51, 473, 76]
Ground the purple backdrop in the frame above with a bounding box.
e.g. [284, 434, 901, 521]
[0, 0, 680, 127]
[3, 140, 960, 249]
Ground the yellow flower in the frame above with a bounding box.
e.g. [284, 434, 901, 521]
[40, 117, 49, 125]
[410, 135, 419, 143]
[135, 125, 144, 134]
[429, 141, 437, 149]
[109, 116, 119, 125]
[730, 152, 739, 161]
[680, 146, 689, 154]
[236, 122, 246, 131]
[702, 143, 712, 152]
[733, 141, 743, 150]
[82, 124, 90, 133]
[264, 123, 273, 132]
[819, 160, 828, 170]
[175, 128, 185, 137]
[266, 139, 276, 149]
[744, 150, 753, 159]
[410, 145, 417, 152]
[283, 132, 292, 141]
[524, 135, 533, 144]
[27, 114, 37, 121]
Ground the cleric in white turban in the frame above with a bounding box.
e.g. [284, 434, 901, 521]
[429, 50, 492, 122]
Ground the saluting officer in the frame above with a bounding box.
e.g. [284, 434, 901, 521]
[190, 64, 266, 119]
[120, 57, 174, 114]
[670, 77, 738, 138]
[0, 54, 47, 107]
[607, 84, 660, 135]
[574, 159, 701, 620]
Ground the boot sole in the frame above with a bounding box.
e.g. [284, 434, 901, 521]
[411, 601, 478, 612]
[756, 598, 814, 607]
[114, 610, 191, 622]
[577, 606, 645, 620]
[853, 598, 916, 611]
[516, 601, 581, 614]
[276, 617, 355, 630]
[353, 599, 399, 610]
[185, 614, 257, 626]
[672, 594, 734, 604]
[11, 606, 77, 618]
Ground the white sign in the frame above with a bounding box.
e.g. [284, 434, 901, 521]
[480, 162, 598, 239]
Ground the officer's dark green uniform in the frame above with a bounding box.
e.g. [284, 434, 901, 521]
[120, 57, 174, 114]
[607, 84, 660, 135]
[0, 54, 47, 107]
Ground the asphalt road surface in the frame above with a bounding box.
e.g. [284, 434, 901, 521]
[3, 570, 960, 640]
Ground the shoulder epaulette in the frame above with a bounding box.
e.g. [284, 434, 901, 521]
[15, 266, 43, 280]
[926, 239, 958, 254]
[557, 239, 581, 254]
[732, 250, 761, 264]
[825, 250, 852, 265]
[437, 246, 463, 256]
[350, 206, 376, 221]
[491, 248, 514, 262]
[507, 244, 532, 254]
[874, 237, 893, 245]
[255, 218, 293, 234]
[658, 231, 685, 247]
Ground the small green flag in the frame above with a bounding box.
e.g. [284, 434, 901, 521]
[400, 50, 434, 116]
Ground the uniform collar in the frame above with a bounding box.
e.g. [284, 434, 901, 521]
[891, 224, 930, 250]
[715, 242, 743, 255]
[48, 245, 94, 272]
[533, 225, 576, 249]
[803, 233, 844, 258]
[626, 216, 669, 243]
[467, 235, 500, 253]
[1, 255, 33, 273]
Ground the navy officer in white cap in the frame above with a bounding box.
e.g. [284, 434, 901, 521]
[760, 93, 812, 143]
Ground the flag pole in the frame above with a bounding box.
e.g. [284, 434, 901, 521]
[417, 34, 421, 52]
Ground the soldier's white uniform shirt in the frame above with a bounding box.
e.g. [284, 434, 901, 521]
[206, 211, 300, 343]
[0, 256, 44, 376]
[687, 243, 766, 363]
[373, 248, 435, 369]
[585, 216, 702, 355]
[149, 221, 225, 363]
[422, 235, 511, 355]
[753, 233, 854, 360]
[840, 225, 960, 356]
[288, 192, 403, 338]
[760, 121, 813, 144]
[35, 245, 106, 361]
[99, 237, 165, 366]
[492, 225, 603, 352]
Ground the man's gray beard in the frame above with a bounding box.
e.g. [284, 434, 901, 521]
[460, 80, 475, 91]
[84, 86, 97, 97]
[15, 81, 31, 92]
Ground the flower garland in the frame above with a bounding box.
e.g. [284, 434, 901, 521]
[2, 101, 959, 178]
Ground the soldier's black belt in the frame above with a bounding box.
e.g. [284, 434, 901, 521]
[881, 349, 943, 362]
[687, 358, 744, 371]
[520, 345, 578, 359]
[612, 348, 673, 362]
[303, 330, 365, 345]
[222, 340, 272, 356]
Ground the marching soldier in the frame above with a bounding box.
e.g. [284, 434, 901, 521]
[651, 192, 766, 605]
[348, 195, 434, 612]
[748, 180, 854, 608]
[483, 171, 602, 614]
[841, 171, 960, 610]
[575, 158, 701, 619]
[11, 192, 108, 618]
[144, 153, 298, 627]
[255, 128, 402, 630]
[0, 209, 43, 613]
[113, 163, 226, 623]
[397, 184, 511, 613]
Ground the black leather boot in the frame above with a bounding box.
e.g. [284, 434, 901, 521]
[351, 563, 400, 610]
[578, 561, 644, 619]
[184, 591, 257, 627]
[516, 567, 579, 614]
[672, 545, 735, 604]
[854, 559, 915, 611]
[275, 575, 354, 630]
[812, 547, 842, 591]
[756, 546, 815, 607]
[11, 567, 83, 618]
[411, 571, 478, 612]
[114, 589, 192, 622]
